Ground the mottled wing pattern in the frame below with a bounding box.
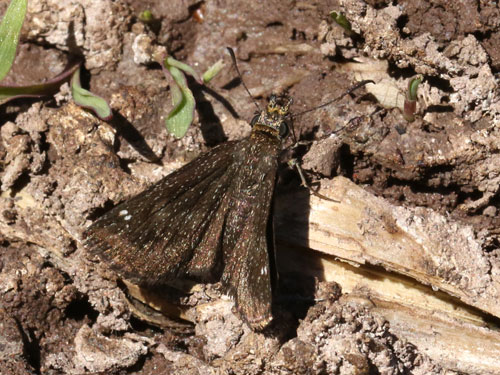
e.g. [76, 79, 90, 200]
[221, 134, 280, 328]
[84, 140, 240, 285]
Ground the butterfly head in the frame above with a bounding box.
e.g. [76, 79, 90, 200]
[250, 95, 292, 140]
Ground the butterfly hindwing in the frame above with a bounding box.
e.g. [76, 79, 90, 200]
[220, 134, 280, 328]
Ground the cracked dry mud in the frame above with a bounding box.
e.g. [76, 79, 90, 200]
[1, 0, 500, 374]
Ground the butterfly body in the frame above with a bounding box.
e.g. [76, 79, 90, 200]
[84, 95, 292, 329]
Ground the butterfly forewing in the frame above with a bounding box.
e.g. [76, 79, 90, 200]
[84, 140, 240, 285]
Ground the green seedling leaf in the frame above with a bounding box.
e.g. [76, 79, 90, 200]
[163, 58, 196, 138]
[330, 11, 354, 36]
[138, 9, 161, 34]
[407, 75, 423, 101]
[403, 75, 423, 122]
[0, 62, 80, 106]
[71, 67, 113, 121]
[165, 56, 203, 84]
[139, 10, 153, 22]
[202, 59, 225, 84]
[0, 0, 27, 81]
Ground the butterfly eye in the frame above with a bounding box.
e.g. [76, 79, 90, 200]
[250, 114, 260, 127]
[279, 121, 289, 138]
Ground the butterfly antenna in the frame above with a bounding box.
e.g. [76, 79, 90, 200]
[287, 79, 374, 203]
[227, 47, 261, 112]
[292, 79, 374, 119]
[285, 79, 374, 152]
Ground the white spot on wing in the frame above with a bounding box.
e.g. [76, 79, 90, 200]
[119, 210, 128, 216]
[124, 215, 132, 221]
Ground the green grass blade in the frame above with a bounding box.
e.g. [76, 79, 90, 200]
[0, 0, 27, 81]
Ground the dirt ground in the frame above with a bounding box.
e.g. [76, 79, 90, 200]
[1, 0, 499, 374]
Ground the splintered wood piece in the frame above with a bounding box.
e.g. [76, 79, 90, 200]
[275, 176, 500, 374]
[275, 176, 500, 319]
